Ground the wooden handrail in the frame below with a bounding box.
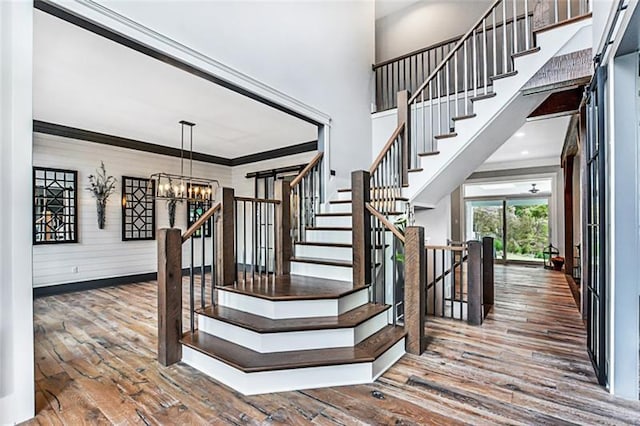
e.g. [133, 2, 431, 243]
[182, 202, 221, 242]
[290, 152, 323, 188]
[426, 244, 467, 251]
[369, 122, 405, 174]
[365, 203, 405, 243]
[372, 12, 533, 70]
[234, 196, 280, 204]
[408, 0, 502, 104]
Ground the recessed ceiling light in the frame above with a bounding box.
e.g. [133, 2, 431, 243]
[521, 150, 529, 155]
[515, 132, 526, 138]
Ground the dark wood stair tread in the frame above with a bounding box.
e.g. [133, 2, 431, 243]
[452, 114, 476, 121]
[337, 188, 352, 193]
[490, 70, 518, 81]
[315, 212, 351, 217]
[434, 132, 458, 140]
[470, 92, 497, 102]
[196, 303, 390, 333]
[329, 199, 352, 204]
[291, 257, 352, 268]
[295, 241, 352, 248]
[512, 46, 541, 58]
[294, 241, 387, 249]
[180, 325, 406, 373]
[418, 151, 441, 157]
[408, 168, 423, 173]
[305, 226, 352, 231]
[217, 275, 366, 301]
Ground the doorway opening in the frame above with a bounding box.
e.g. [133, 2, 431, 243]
[464, 178, 553, 265]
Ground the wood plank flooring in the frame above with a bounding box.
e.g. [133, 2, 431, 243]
[26, 265, 640, 425]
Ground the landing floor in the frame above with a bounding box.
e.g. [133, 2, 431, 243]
[27, 266, 640, 424]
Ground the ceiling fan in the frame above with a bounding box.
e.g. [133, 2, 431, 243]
[529, 183, 540, 194]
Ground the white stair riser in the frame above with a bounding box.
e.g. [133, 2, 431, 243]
[197, 310, 389, 353]
[291, 261, 352, 282]
[305, 229, 352, 244]
[325, 203, 351, 214]
[316, 215, 352, 228]
[182, 337, 406, 395]
[183, 346, 371, 395]
[217, 287, 368, 319]
[295, 244, 352, 261]
[336, 191, 352, 201]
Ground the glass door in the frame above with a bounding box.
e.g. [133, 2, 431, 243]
[505, 198, 549, 263]
[465, 199, 504, 260]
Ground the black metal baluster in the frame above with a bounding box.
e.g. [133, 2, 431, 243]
[190, 235, 195, 332]
[201, 217, 205, 309]
[211, 213, 216, 307]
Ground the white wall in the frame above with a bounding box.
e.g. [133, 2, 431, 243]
[81, 0, 374, 193]
[33, 134, 232, 287]
[0, 1, 35, 423]
[375, 0, 493, 62]
[414, 196, 451, 245]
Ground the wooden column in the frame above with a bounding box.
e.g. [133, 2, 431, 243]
[397, 90, 411, 186]
[482, 236, 494, 317]
[217, 187, 235, 286]
[563, 156, 575, 275]
[275, 179, 291, 275]
[351, 170, 371, 285]
[157, 227, 182, 366]
[404, 226, 426, 355]
[467, 240, 483, 326]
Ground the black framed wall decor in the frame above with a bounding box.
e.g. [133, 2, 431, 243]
[121, 176, 156, 241]
[33, 166, 78, 244]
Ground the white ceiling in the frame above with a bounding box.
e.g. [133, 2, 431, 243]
[375, 0, 421, 20]
[33, 10, 317, 159]
[465, 178, 553, 197]
[483, 115, 571, 164]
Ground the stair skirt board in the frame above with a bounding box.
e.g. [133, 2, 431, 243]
[197, 310, 389, 353]
[217, 287, 369, 319]
[315, 215, 352, 228]
[294, 244, 352, 262]
[181, 338, 405, 395]
[290, 261, 352, 282]
[305, 229, 352, 245]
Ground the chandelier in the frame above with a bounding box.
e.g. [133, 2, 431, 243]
[150, 120, 219, 202]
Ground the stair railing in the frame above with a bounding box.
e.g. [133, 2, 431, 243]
[372, 0, 591, 173]
[351, 169, 426, 355]
[289, 152, 323, 243]
[425, 237, 494, 325]
[157, 185, 291, 367]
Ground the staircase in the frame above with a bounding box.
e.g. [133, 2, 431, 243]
[157, 0, 593, 396]
[156, 159, 407, 396]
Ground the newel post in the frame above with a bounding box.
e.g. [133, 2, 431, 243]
[482, 236, 495, 316]
[467, 240, 483, 326]
[397, 90, 411, 186]
[405, 226, 426, 355]
[275, 179, 291, 275]
[157, 227, 182, 366]
[217, 187, 235, 286]
[352, 170, 372, 285]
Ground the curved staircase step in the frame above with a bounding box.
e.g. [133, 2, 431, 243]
[180, 325, 406, 373]
[196, 303, 390, 333]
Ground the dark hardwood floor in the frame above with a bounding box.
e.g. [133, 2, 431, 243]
[26, 266, 640, 425]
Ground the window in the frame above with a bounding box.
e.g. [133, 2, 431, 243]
[33, 167, 78, 244]
[121, 176, 155, 241]
[187, 184, 212, 238]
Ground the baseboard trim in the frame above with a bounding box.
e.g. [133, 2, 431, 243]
[33, 272, 158, 298]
